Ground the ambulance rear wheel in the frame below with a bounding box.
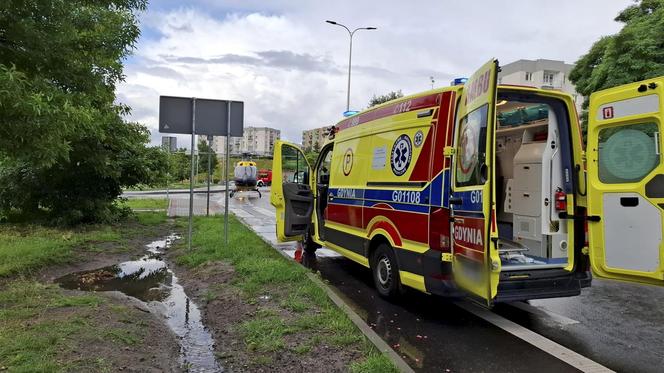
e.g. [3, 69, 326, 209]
[371, 243, 403, 299]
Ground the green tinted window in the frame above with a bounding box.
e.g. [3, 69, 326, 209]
[598, 123, 660, 183]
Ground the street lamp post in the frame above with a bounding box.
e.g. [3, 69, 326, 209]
[326, 20, 376, 112]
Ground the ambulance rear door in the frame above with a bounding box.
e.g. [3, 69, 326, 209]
[271, 140, 314, 242]
[449, 59, 501, 306]
[587, 77, 664, 286]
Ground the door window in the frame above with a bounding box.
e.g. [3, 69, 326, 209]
[456, 104, 489, 187]
[598, 123, 660, 183]
[282, 146, 309, 184]
[318, 149, 332, 185]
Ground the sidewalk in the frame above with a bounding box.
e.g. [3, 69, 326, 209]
[124, 185, 227, 197]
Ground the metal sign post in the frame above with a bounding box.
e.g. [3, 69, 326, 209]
[188, 98, 197, 251]
[206, 135, 213, 217]
[225, 102, 231, 244]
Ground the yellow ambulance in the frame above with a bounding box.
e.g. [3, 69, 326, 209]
[270, 59, 664, 306]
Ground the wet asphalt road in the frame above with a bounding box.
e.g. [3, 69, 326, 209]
[186, 189, 664, 372]
[309, 254, 580, 372]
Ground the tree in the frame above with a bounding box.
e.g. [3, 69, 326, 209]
[570, 0, 664, 131]
[368, 90, 404, 107]
[304, 150, 319, 166]
[197, 139, 218, 176]
[0, 0, 168, 224]
[169, 150, 192, 182]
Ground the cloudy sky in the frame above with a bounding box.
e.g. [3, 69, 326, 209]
[117, 0, 633, 147]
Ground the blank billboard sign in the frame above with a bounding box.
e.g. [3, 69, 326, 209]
[159, 96, 244, 137]
[159, 96, 193, 134]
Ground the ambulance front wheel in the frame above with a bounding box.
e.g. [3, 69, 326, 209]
[371, 243, 403, 299]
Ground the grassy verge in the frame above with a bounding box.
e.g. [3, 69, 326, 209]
[0, 210, 173, 371]
[173, 215, 397, 372]
[0, 212, 167, 277]
[122, 198, 169, 210]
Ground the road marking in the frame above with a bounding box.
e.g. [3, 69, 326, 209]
[455, 301, 613, 373]
[508, 301, 580, 326]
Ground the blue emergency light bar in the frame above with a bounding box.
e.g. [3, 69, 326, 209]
[343, 110, 359, 117]
[451, 77, 468, 86]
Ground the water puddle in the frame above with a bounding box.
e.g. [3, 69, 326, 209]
[56, 234, 222, 372]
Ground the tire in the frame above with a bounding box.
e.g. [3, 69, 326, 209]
[371, 243, 403, 299]
[257, 180, 264, 187]
[301, 225, 320, 254]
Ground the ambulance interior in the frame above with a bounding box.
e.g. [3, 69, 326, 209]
[494, 96, 569, 271]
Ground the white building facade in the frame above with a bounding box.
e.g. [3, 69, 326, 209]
[498, 59, 584, 113]
[302, 126, 329, 151]
[206, 126, 280, 157]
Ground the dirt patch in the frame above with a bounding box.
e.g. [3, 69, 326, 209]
[171, 260, 366, 372]
[0, 218, 185, 372]
[56, 290, 181, 372]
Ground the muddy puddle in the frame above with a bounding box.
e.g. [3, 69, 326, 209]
[56, 234, 222, 372]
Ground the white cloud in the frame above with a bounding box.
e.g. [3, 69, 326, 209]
[118, 0, 632, 147]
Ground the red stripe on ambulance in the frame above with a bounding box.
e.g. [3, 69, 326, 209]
[337, 93, 441, 131]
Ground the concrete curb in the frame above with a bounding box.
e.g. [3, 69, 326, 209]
[234, 215, 414, 373]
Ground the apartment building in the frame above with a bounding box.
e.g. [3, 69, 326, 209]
[498, 59, 584, 113]
[302, 126, 330, 151]
[206, 126, 280, 157]
[161, 136, 177, 153]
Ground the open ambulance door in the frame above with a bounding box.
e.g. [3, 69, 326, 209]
[587, 77, 664, 286]
[449, 59, 501, 306]
[270, 140, 314, 242]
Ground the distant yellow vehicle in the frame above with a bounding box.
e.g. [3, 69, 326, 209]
[272, 58, 664, 307]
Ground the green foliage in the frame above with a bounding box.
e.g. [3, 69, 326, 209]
[168, 150, 192, 182]
[0, 0, 167, 224]
[197, 139, 219, 174]
[368, 90, 404, 107]
[304, 150, 320, 166]
[570, 0, 664, 130]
